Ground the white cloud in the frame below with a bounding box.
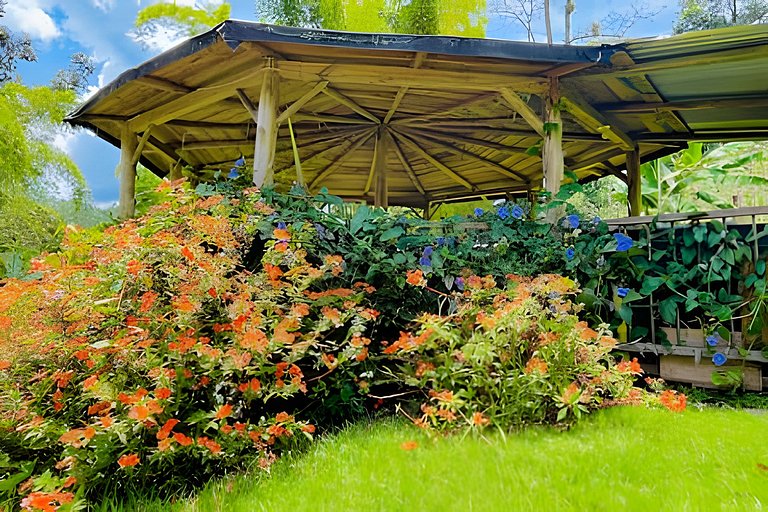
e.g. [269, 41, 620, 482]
[4, 2, 61, 41]
[91, 0, 116, 12]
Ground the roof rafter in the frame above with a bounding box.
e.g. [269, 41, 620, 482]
[309, 128, 377, 190]
[321, 87, 381, 124]
[560, 95, 634, 150]
[276, 81, 330, 125]
[389, 129, 476, 191]
[389, 131, 426, 196]
[383, 52, 427, 124]
[499, 88, 545, 137]
[274, 128, 373, 174]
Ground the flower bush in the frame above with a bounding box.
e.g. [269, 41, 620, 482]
[0, 181, 683, 510]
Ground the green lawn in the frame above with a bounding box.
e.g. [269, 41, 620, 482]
[109, 406, 768, 512]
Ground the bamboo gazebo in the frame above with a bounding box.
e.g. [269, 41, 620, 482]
[65, 22, 768, 218]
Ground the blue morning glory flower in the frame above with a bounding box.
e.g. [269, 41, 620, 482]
[228, 167, 240, 179]
[419, 255, 432, 267]
[277, 221, 287, 230]
[497, 206, 510, 220]
[512, 205, 524, 219]
[565, 247, 575, 260]
[474, 207, 484, 217]
[422, 246, 434, 257]
[592, 216, 602, 225]
[617, 287, 630, 298]
[706, 334, 720, 347]
[712, 352, 727, 366]
[435, 237, 446, 247]
[234, 156, 246, 167]
[567, 214, 580, 229]
[613, 233, 634, 251]
[455, 277, 465, 291]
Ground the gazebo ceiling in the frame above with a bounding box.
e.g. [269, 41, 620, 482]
[66, 22, 768, 208]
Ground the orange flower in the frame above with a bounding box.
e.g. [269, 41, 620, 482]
[87, 401, 111, 416]
[83, 427, 96, 440]
[181, 246, 195, 262]
[82, 375, 98, 389]
[238, 378, 261, 394]
[20, 492, 74, 512]
[157, 438, 174, 452]
[524, 357, 548, 375]
[406, 269, 426, 287]
[197, 436, 222, 454]
[263, 263, 284, 281]
[100, 416, 113, 428]
[139, 291, 158, 313]
[59, 428, 87, 447]
[0, 316, 11, 329]
[0, 360, 11, 370]
[561, 382, 581, 404]
[215, 404, 233, 420]
[240, 329, 268, 352]
[173, 432, 193, 446]
[400, 440, 419, 451]
[127, 405, 149, 421]
[117, 453, 140, 468]
[302, 424, 316, 434]
[472, 412, 490, 427]
[275, 411, 294, 423]
[155, 387, 172, 400]
[659, 390, 687, 412]
[617, 357, 643, 374]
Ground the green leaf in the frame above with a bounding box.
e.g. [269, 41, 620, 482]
[618, 304, 633, 324]
[349, 205, 370, 234]
[379, 226, 404, 242]
[682, 229, 695, 247]
[556, 407, 568, 422]
[721, 248, 735, 266]
[707, 230, 722, 248]
[640, 276, 665, 294]
[757, 260, 766, 276]
[0, 252, 24, 278]
[659, 297, 678, 324]
[681, 246, 696, 265]
[693, 225, 707, 243]
[621, 290, 644, 303]
[392, 253, 407, 265]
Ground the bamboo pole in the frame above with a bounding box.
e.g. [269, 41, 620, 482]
[626, 148, 642, 216]
[117, 124, 139, 219]
[287, 117, 304, 186]
[253, 58, 279, 187]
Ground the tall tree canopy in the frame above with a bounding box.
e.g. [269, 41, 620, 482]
[133, 1, 232, 50]
[256, 0, 487, 36]
[674, 0, 768, 33]
[0, 0, 36, 83]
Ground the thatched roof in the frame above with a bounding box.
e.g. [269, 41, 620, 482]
[66, 22, 768, 207]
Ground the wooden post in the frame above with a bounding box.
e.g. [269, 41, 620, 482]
[626, 148, 642, 216]
[117, 124, 138, 219]
[374, 127, 389, 208]
[253, 58, 279, 187]
[169, 159, 183, 181]
[542, 78, 564, 198]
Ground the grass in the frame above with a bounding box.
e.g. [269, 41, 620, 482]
[106, 406, 768, 512]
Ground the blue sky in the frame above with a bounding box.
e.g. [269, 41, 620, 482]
[5, 0, 677, 205]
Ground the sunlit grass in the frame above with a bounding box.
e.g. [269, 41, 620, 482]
[106, 406, 768, 512]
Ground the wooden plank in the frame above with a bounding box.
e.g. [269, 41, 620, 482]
[236, 89, 259, 121]
[253, 63, 279, 187]
[396, 126, 529, 155]
[499, 88, 545, 138]
[560, 95, 634, 150]
[384, 87, 408, 124]
[128, 67, 267, 133]
[309, 129, 377, 190]
[321, 87, 381, 124]
[117, 125, 138, 219]
[660, 355, 762, 391]
[130, 124, 154, 166]
[394, 128, 528, 183]
[274, 128, 373, 174]
[137, 75, 192, 94]
[291, 113, 374, 125]
[276, 81, 329, 125]
[604, 206, 768, 226]
[599, 95, 768, 113]
[389, 130, 475, 191]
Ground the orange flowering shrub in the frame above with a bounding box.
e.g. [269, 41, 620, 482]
[0, 183, 379, 508]
[390, 273, 678, 429]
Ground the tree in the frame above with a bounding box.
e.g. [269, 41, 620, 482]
[674, 0, 768, 33]
[0, 0, 36, 83]
[133, 1, 231, 50]
[255, 0, 486, 36]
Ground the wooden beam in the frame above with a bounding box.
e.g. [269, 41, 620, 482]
[626, 148, 642, 216]
[287, 117, 305, 186]
[290, 113, 374, 125]
[309, 129, 377, 190]
[127, 67, 266, 133]
[599, 95, 768, 113]
[499, 88, 545, 138]
[137, 75, 192, 94]
[560, 95, 634, 150]
[274, 128, 373, 174]
[542, 78, 564, 197]
[276, 81, 329, 125]
[394, 128, 528, 183]
[396, 126, 529, 155]
[364, 133, 379, 195]
[253, 60, 279, 187]
[389, 130, 475, 191]
[391, 93, 499, 125]
[236, 89, 259, 121]
[130, 124, 154, 166]
[321, 87, 381, 124]
[382, 52, 427, 124]
[176, 139, 253, 151]
[117, 125, 138, 219]
[374, 126, 389, 208]
[390, 132, 426, 196]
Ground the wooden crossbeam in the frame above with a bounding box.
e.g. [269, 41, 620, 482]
[276, 81, 329, 125]
[598, 95, 768, 113]
[321, 87, 381, 124]
[364, 133, 379, 195]
[274, 128, 374, 174]
[394, 128, 528, 183]
[291, 113, 375, 125]
[128, 67, 267, 133]
[389, 130, 475, 191]
[499, 88, 545, 138]
[175, 138, 253, 151]
[309, 128, 377, 190]
[137, 75, 192, 94]
[382, 52, 427, 124]
[396, 126, 529, 155]
[236, 89, 259, 121]
[389, 131, 426, 196]
[131, 124, 154, 166]
[560, 95, 634, 150]
[391, 94, 498, 125]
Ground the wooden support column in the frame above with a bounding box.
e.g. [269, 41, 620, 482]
[117, 124, 139, 219]
[253, 58, 279, 187]
[626, 148, 642, 216]
[169, 159, 183, 181]
[542, 78, 564, 197]
[374, 127, 389, 208]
